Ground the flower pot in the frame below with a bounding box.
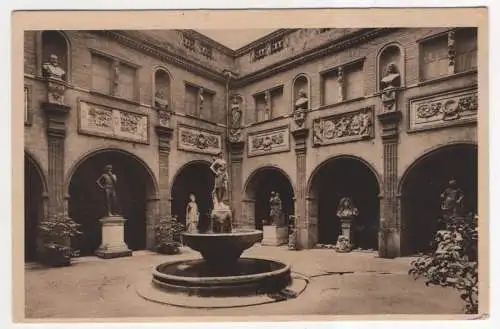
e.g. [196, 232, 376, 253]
[42, 243, 71, 267]
[156, 242, 180, 255]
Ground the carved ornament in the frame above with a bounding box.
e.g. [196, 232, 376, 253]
[409, 88, 478, 132]
[78, 101, 149, 144]
[177, 125, 222, 155]
[312, 107, 374, 146]
[247, 125, 290, 157]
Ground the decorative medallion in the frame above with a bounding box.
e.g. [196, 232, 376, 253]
[177, 125, 222, 155]
[78, 101, 149, 144]
[312, 107, 374, 146]
[247, 125, 290, 157]
[409, 87, 478, 132]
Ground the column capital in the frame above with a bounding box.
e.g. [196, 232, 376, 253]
[42, 102, 71, 138]
[377, 110, 402, 142]
[292, 128, 309, 151]
[155, 125, 174, 153]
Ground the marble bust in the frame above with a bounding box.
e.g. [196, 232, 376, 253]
[42, 54, 66, 81]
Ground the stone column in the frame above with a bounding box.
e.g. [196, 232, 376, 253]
[229, 141, 245, 228]
[377, 109, 402, 258]
[291, 128, 309, 249]
[155, 125, 174, 217]
[42, 80, 70, 216]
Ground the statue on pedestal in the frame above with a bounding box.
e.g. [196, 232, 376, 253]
[96, 164, 119, 217]
[42, 54, 66, 81]
[440, 179, 465, 218]
[185, 193, 199, 233]
[268, 191, 283, 226]
[380, 63, 401, 112]
[154, 89, 169, 110]
[42, 54, 67, 104]
[335, 197, 359, 252]
[209, 152, 232, 233]
[198, 88, 205, 112]
[229, 96, 243, 142]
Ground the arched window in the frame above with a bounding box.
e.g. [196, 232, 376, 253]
[40, 30, 70, 81]
[153, 68, 171, 110]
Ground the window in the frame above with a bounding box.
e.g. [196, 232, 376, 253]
[184, 84, 214, 120]
[116, 63, 137, 100]
[321, 62, 365, 106]
[270, 38, 284, 54]
[420, 28, 477, 81]
[253, 87, 284, 123]
[184, 84, 198, 116]
[199, 43, 213, 59]
[91, 53, 113, 94]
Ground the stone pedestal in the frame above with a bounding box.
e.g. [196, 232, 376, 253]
[261, 225, 288, 246]
[340, 217, 354, 244]
[95, 216, 132, 259]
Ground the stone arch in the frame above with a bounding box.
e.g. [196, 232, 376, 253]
[291, 73, 311, 111]
[38, 30, 72, 82]
[24, 151, 49, 261]
[398, 142, 478, 255]
[152, 65, 173, 109]
[243, 165, 295, 230]
[65, 148, 159, 255]
[376, 42, 405, 91]
[170, 160, 214, 232]
[307, 155, 382, 249]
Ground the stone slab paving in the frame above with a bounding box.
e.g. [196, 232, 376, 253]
[24, 245, 465, 320]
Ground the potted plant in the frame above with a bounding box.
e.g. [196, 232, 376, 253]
[37, 213, 82, 267]
[154, 215, 184, 255]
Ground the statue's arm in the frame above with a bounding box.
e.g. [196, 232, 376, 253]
[96, 175, 104, 189]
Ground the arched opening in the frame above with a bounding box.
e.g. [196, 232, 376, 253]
[153, 68, 171, 109]
[41, 30, 69, 81]
[377, 43, 404, 91]
[171, 161, 214, 232]
[292, 74, 310, 110]
[308, 156, 380, 249]
[244, 167, 295, 230]
[400, 143, 478, 255]
[24, 153, 46, 262]
[68, 149, 157, 256]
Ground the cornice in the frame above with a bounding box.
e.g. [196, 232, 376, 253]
[233, 28, 399, 87]
[91, 30, 227, 83]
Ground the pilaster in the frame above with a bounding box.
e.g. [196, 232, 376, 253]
[291, 128, 309, 249]
[155, 125, 174, 217]
[229, 141, 245, 228]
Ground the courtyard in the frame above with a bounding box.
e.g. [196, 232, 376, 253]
[25, 244, 465, 319]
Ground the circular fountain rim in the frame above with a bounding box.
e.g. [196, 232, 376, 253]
[153, 257, 290, 283]
[181, 229, 262, 238]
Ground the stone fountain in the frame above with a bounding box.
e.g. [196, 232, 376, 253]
[151, 153, 293, 298]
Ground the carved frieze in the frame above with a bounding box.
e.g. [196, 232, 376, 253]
[312, 107, 374, 146]
[177, 125, 222, 155]
[247, 125, 290, 157]
[78, 101, 149, 144]
[409, 87, 478, 132]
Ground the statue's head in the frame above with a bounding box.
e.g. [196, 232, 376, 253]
[386, 63, 398, 75]
[199, 88, 204, 95]
[298, 88, 307, 98]
[449, 179, 457, 187]
[104, 164, 113, 172]
[189, 193, 196, 201]
[49, 54, 59, 65]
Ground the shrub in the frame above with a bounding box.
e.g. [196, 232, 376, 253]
[409, 213, 478, 314]
[154, 215, 184, 255]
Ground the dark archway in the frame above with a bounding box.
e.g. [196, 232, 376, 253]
[244, 167, 295, 230]
[400, 143, 478, 255]
[24, 153, 47, 262]
[171, 161, 214, 233]
[308, 156, 381, 249]
[68, 149, 157, 256]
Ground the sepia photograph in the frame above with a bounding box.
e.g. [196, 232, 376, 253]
[11, 7, 489, 324]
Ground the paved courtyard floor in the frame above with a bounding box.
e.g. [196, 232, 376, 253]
[24, 244, 466, 320]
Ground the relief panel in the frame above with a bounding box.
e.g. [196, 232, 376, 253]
[177, 124, 223, 155]
[247, 125, 290, 157]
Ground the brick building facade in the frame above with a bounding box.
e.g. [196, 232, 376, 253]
[24, 28, 478, 261]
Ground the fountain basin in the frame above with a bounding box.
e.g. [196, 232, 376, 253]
[181, 229, 263, 270]
[152, 258, 292, 297]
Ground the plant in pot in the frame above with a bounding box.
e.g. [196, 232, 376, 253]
[37, 213, 82, 267]
[154, 215, 184, 255]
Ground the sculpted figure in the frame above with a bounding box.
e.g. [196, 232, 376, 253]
[268, 191, 283, 226]
[198, 88, 204, 111]
[380, 63, 401, 90]
[336, 197, 359, 219]
[42, 54, 66, 80]
[440, 179, 465, 217]
[185, 193, 199, 233]
[210, 152, 229, 207]
[230, 96, 242, 128]
[359, 111, 372, 137]
[96, 164, 119, 217]
[294, 88, 309, 112]
[154, 89, 169, 110]
[264, 90, 272, 120]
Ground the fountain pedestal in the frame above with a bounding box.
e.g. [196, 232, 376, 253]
[262, 225, 288, 246]
[95, 215, 132, 259]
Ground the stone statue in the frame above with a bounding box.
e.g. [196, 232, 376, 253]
[337, 66, 345, 102]
[264, 90, 271, 120]
[198, 88, 204, 111]
[337, 197, 359, 219]
[96, 164, 119, 217]
[294, 89, 309, 112]
[112, 61, 120, 95]
[380, 63, 401, 112]
[359, 111, 372, 137]
[210, 151, 229, 208]
[268, 191, 283, 226]
[154, 89, 169, 110]
[440, 179, 465, 217]
[185, 193, 199, 233]
[42, 54, 66, 80]
[230, 96, 242, 129]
